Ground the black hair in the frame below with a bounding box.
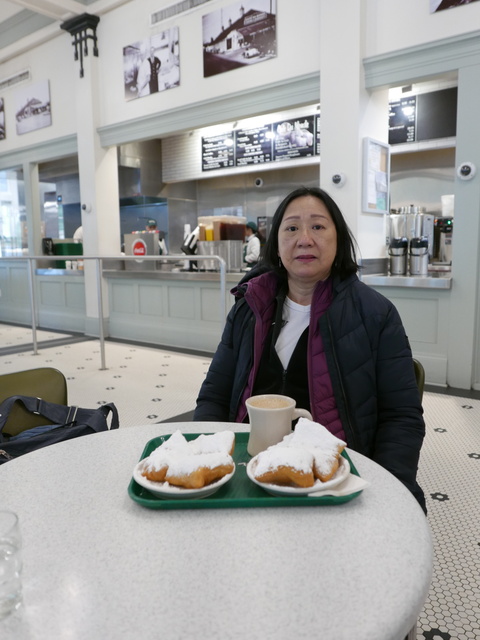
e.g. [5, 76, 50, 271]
[261, 186, 360, 281]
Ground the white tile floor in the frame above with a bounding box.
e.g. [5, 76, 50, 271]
[0, 325, 210, 427]
[1, 324, 479, 640]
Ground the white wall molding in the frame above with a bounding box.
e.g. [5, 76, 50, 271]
[364, 30, 480, 89]
[98, 73, 320, 147]
[0, 135, 77, 170]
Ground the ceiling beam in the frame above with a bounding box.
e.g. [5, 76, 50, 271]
[0, 0, 133, 64]
[6, 0, 86, 21]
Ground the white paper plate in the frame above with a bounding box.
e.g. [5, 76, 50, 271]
[246, 455, 350, 497]
[132, 460, 236, 500]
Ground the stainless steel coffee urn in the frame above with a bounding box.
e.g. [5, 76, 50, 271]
[389, 207, 434, 257]
[389, 237, 408, 275]
[409, 237, 429, 276]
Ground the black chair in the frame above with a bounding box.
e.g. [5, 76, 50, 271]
[413, 358, 425, 401]
[0, 367, 68, 437]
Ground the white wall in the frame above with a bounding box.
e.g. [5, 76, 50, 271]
[0, 37, 76, 154]
[98, 0, 321, 127]
[365, 0, 480, 57]
[2, 0, 479, 156]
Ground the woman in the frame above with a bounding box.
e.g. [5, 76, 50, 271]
[194, 186, 426, 512]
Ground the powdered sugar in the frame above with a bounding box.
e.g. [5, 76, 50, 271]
[143, 430, 235, 475]
[287, 417, 346, 450]
[253, 418, 346, 484]
[167, 451, 233, 475]
[189, 431, 235, 455]
[255, 446, 314, 475]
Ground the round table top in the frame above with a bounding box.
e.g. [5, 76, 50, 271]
[0, 422, 432, 640]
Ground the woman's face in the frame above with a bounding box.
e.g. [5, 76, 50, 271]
[277, 195, 337, 286]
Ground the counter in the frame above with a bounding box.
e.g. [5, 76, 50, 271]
[102, 268, 244, 283]
[361, 273, 452, 289]
[0, 257, 454, 381]
[103, 269, 244, 353]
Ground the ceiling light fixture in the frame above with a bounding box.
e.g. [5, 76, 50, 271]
[60, 13, 100, 79]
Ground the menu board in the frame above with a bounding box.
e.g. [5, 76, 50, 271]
[388, 97, 416, 145]
[273, 115, 316, 161]
[235, 125, 273, 166]
[201, 132, 235, 171]
[200, 110, 321, 172]
[316, 113, 321, 156]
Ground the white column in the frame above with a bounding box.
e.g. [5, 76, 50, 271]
[447, 63, 480, 388]
[72, 39, 121, 336]
[23, 162, 42, 256]
[319, 0, 389, 261]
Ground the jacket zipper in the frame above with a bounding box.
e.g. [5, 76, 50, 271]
[325, 315, 359, 450]
[281, 368, 287, 396]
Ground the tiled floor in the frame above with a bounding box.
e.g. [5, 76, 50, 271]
[1, 323, 479, 640]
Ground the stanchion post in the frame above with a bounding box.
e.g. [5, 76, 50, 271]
[27, 257, 39, 355]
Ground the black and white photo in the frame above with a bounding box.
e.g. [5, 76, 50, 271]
[123, 27, 180, 101]
[0, 98, 5, 141]
[430, 0, 480, 11]
[203, 0, 276, 78]
[14, 80, 51, 135]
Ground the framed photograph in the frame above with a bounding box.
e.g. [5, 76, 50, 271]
[14, 80, 51, 135]
[202, 0, 277, 78]
[430, 0, 480, 12]
[0, 98, 5, 140]
[123, 27, 180, 102]
[362, 137, 390, 215]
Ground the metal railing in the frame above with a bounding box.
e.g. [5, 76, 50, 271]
[0, 254, 227, 370]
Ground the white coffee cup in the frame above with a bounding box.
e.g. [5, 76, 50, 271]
[246, 394, 313, 456]
[0, 510, 22, 619]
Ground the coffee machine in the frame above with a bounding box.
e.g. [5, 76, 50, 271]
[433, 217, 453, 264]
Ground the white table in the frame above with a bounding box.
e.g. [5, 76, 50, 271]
[0, 422, 432, 640]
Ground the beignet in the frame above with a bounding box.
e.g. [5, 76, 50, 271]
[252, 419, 346, 488]
[141, 429, 235, 488]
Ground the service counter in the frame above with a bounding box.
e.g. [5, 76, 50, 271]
[103, 268, 242, 353]
[0, 258, 453, 381]
[361, 273, 452, 289]
[360, 271, 452, 386]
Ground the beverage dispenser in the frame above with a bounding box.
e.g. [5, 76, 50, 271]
[434, 217, 453, 264]
[409, 237, 429, 276]
[196, 215, 246, 271]
[388, 237, 408, 275]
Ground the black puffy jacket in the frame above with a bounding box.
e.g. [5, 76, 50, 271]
[194, 270, 426, 512]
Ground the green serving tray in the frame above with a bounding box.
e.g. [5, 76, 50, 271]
[128, 432, 363, 510]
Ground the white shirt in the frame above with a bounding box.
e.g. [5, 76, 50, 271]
[275, 297, 311, 369]
[244, 234, 260, 264]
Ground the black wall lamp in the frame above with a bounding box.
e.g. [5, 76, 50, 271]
[60, 13, 100, 78]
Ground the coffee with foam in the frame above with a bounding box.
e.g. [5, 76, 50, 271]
[247, 397, 292, 410]
[246, 395, 313, 456]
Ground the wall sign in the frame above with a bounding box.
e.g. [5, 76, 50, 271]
[362, 137, 390, 215]
[273, 115, 315, 161]
[388, 96, 416, 145]
[235, 124, 272, 166]
[201, 133, 235, 171]
[388, 88, 457, 145]
[201, 111, 320, 172]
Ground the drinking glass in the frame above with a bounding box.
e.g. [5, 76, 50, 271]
[0, 510, 22, 619]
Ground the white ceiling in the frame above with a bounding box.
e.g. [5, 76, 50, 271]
[0, 0, 133, 64]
